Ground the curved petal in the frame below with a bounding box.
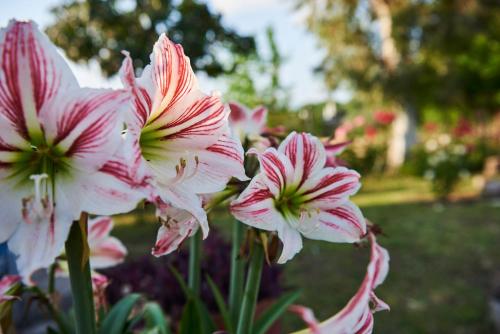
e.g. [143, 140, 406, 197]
[8, 209, 72, 284]
[142, 91, 228, 153]
[277, 223, 303, 264]
[230, 175, 283, 232]
[0, 275, 21, 302]
[89, 237, 127, 269]
[148, 34, 197, 122]
[152, 206, 198, 256]
[88, 216, 113, 242]
[301, 201, 366, 243]
[158, 185, 208, 238]
[253, 148, 293, 196]
[39, 88, 129, 173]
[251, 106, 268, 127]
[293, 233, 390, 334]
[181, 134, 248, 194]
[228, 102, 248, 123]
[87, 217, 127, 268]
[78, 135, 151, 216]
[119, 52, 153, 131]
[0, 183, 27, 243]
[0, 20, 78, 141]
[279, 132, 326, 187]
[300, 167, 361, 209]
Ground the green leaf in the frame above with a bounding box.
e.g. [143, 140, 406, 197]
[253, 290, 301, 334]
[179, 298, 202, 334]
[143, 302, 170, 334]
[206, 275, 233, 333]
[168, 265, 190, 297]
[98, 293, 141, 334]
[194, 298, 217, 334]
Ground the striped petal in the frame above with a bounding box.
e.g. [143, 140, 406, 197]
[279, 132, 326, 187]
[292, 233, 390, 334]
[152, 206, 198, 257]
[88, 216, 127, 269]
[253, 148, 293, 197]
[228, 102, 267, 139]
[301, 201, 366, 243]
[39, 88, 129, 172]
[78, 135, 151, 216]
[0, 20, 78, 141]
[300, 167, 361, 209]
[7, 206, 73, 284]
[230, 175, 284, 232]
[181, 134, 248, 194]
[148, 34, 197, 122]
[0, 275, 21, 303]
[157, 185, 208, 238]
[277, 222, 303, 264]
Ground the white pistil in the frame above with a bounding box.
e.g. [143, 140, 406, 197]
[30, 173, 48, 203]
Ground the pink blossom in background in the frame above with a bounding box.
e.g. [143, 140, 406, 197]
[88, 216, 127, 269]
[228, 102, 268, 140]
[0, 275, 21, 303]
[373, 110, 396, 126]
[365, 125, 378, 140]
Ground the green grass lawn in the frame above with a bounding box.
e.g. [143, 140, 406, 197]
[113, 176, 500, 333]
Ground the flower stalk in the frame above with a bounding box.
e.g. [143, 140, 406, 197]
[65, 212, 96, 334]
[229, 220, 245, 327]
[188, 230, 202, 295]
[236, 241, 264, 334]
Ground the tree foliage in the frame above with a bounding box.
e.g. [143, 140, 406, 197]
[297, 0, 500, 117]
[46, 0, 255, 77]
[224, 26, 290, 112]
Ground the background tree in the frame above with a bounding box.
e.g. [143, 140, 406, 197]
[296, 0, 500, 166]
[46, 0, 255, 77]
[224, 26, 290, 113]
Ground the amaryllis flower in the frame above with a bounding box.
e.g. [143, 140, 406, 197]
[0, 20, 131, 281]
[291, 233, 390, 334]
[92, 271, 110, 313]
[88, 216, 127, 269]
[0, 275, 21, 303]
[231, 132, 365, 263]
[228, 102, 268, 140]
[324, 140, 350, 167]
[119, 34, 247, 249]
[152, 203, 198, 257]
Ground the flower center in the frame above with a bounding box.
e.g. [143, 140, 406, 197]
[139, 128, 165, 162]
[274, 190, 304, 218]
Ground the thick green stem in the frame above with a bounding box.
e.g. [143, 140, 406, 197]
[229, 221, 245, 327]
[47, 263, 56, 295]
[65, 212, 96, 334]
[188, 230, 202, 295]
[236, 242, 264, 334]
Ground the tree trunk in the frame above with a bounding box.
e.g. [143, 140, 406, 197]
[370, 0, 417, 169]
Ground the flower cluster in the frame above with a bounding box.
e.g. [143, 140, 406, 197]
[0, 19, 390, 334]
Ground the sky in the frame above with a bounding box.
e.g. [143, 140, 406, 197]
[0, 0, 339, 107]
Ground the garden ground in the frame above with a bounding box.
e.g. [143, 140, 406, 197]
[113, 176, 500, 333]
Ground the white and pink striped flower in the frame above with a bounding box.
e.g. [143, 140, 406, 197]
[228, 102, 268, 141]
[119, 34, 247, 253]
[88, 216, 127, 269]
[0, 20, 133, 282]
[291, 233, 390, 334]
[230, 132, 365, 263]
[324, 140, 350, 167]
[0, 275, 21, 303]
